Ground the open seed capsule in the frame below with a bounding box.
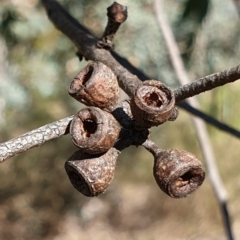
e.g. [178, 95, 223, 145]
[65, 148, 119, 197]
[70, 107, 121, 154]
[130, 80, 176, 129]
[153, 149, 205, 198]
[69, 62, 119, 112]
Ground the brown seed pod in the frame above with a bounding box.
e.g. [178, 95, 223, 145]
[68, 61, 119, 112]
[70, 107, 121, 154]
[65, 148, 119, 197]
[130, 80, 176, 129]
[153, 149, 205, 198]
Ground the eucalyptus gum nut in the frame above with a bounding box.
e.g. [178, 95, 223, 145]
[130, 80, 175, 129]
[65, 148, 119, 197]
[153, 149, 205, 198]
[68, 61, 119, 112]
[70, 107, 121, 154]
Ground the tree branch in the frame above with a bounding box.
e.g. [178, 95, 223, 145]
[41, 0, 240, 100]
[0, 116, 73, 162]
[174, 65, 240, 102]
[97, 2, 128, 50]
[41, 0, 141, 97]
[40, 0, 240, 137]
[1, 0, 239, 163]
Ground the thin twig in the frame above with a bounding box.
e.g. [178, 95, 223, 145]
[153, 0, 233, 239]
[175, 65, 240, 102]
[142, 138, 162, 156]
[41, 0, 141, 97]
[97, 2, 128, 50]
[0, 116, 73, 162]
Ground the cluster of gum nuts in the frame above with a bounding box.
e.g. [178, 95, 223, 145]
[65, 61, 205, 198]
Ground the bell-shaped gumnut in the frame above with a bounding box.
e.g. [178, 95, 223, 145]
[130, 80, 176, 129]
[65, 148, 119, 197]
[153, 149, 205, 198]
[70, 107, 121, 154]
[68, 62, 119, 112]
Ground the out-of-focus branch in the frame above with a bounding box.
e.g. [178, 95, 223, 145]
[0, 38, 8, 126]
[178, 101, 240, 139]
[153, 0, 233, 239]
[0, 116, 73, 162]
[233, 0, 240, 16]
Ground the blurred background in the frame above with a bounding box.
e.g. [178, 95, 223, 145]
[0, 0, 240, 239]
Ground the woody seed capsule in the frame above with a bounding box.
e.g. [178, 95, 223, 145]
[130, 80, 176, 129]
[70, 107, 121, 154]
[65, 148, 119, 197]
[153, 149, 205, 198]
[68, 61, 119, 112]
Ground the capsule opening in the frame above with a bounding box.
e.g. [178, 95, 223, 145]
[177, 171, 193, 187]
[83, 118, 97, 137]
[144, 91, 162, 107]
[65, 162, 92, 197]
